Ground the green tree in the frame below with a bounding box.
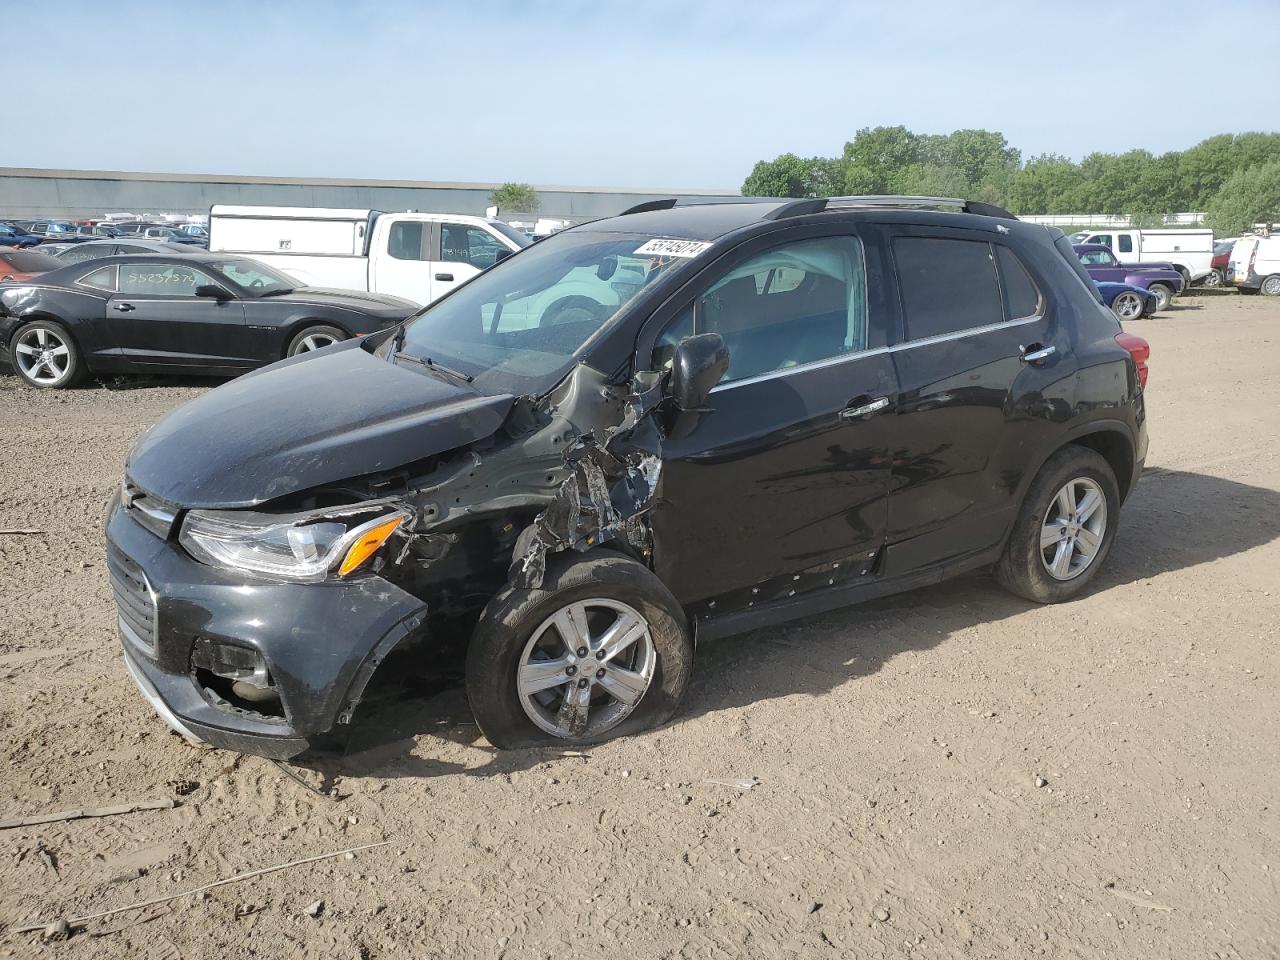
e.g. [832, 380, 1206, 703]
[1205, 161, 1280, 236]
[841, 126, 921, 193]
[489, 182, 539, 213]
[742, 154, 843, 197]
[919, 129, 1020, 190]
[1006, 154, 1083, 214]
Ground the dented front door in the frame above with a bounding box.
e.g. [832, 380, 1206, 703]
[652, 352, 897, 606]
[642, 230, 897, 607]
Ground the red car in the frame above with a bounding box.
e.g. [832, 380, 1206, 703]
[0, 248, 62, 283]
[1208, 239, 1234, 287]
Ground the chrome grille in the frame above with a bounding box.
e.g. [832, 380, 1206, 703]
[107, 545, 157, 656]
[121, 481, 178, 540]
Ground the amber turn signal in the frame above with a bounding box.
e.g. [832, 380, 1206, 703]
[338, 515, 406, 577]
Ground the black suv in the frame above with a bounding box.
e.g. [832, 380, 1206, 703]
[105, 196, 1149, 759]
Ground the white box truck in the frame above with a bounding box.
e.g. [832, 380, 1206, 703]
[207, 206, 530, 306]
[1070, 228, 1215, 286]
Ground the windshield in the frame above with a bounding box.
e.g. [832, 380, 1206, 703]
[209, 258, 297, 294]
[390, 230, 691, 394]
[4, 250, 61, 272]
[490, 220, 532, 249]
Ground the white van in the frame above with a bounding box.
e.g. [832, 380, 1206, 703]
[1227, 235, 1280, 296]
[208, 206, 530, 306]
[1074, 228, 1214, 286]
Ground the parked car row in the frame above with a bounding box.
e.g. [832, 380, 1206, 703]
[0, 217, 207, 249]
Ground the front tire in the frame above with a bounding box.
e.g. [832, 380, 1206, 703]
[10, 319, 85, 389]
[1110, 291, 1145, 321]
[1261, 275, 1280, 297]
[995, 445, 1121, 604]
[1147, 283, 1174, 311]
[466, 553, 693, 749]
[286, 324, 346, 357]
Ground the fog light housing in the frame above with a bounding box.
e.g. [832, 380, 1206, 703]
[191, 639, 283, 715]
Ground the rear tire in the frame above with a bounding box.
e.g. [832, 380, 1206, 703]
[1147, 283, 1173, 311]
[995, 445, 1121, 604]
[10, 319, 86, 389]
[286, 324, 346, 357]
[466, 553, 693, 749]
[1202, 269, 1223, 288]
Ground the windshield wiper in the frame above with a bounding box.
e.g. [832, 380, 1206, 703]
[258, 287, 297, 297]
[392, 351, 473, 383]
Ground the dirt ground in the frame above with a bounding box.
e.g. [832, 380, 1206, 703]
[1, 293, 1277, 959]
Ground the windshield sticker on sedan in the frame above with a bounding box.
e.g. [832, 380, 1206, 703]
[633, 238, 713, 258]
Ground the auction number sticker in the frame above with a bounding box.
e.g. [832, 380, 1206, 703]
[634, 238, 713, 258]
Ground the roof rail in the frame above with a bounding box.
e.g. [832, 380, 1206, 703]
[618, 198, 678, 216]
[762, 198, 828, 220]
[825, 195, 1018, 220]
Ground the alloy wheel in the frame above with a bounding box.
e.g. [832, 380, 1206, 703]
[14, 326, 71, 386]
[291, 332, 338, 355]
[1040, 477, 1107, 581]
[1202, 270, 1222, 288]
[1150, 285, 1171, 311]
[1112, 291, 1144, 321]
[516, 598, 656, 739]
[1262, 276, 1280, 297]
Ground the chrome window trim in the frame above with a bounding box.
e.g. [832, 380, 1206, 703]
[709, 314, 1041, 394]
[711, 344, 891, 393]
[890, 313, 1041, 353]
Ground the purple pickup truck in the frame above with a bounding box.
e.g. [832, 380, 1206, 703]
[1073, 244, 1183, 311]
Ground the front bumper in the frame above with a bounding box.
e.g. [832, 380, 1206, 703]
[106, 494, 429, 759]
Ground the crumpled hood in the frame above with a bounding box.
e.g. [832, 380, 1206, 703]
[126, 341, 514, 508]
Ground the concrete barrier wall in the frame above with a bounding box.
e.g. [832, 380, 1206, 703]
[0, 167, 739, 221]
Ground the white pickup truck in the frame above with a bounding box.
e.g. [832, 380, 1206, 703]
[1067, 228, 1214, 286]
[207, 206, 530, 306]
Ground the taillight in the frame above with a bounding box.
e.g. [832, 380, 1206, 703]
[1115, 332, 1149, 389]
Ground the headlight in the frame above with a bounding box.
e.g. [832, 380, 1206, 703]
[179, 504, 409, 581]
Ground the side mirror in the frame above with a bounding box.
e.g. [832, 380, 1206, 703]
[195, 284, 229, 300]
[492, 248, 513, 264]
[669, 333, 729, 411]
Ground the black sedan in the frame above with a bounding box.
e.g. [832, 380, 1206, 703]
[0, 254, 419, 388]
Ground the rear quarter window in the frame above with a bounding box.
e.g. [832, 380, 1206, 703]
[79, 265, 118, 291]
[995, 245, 1042, 319]
[894, 237, 1003, 340]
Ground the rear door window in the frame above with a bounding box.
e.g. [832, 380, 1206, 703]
[1118, 234, 1134, 254]
[894, 237, 1003, 340]
[387, 221, 425, 261]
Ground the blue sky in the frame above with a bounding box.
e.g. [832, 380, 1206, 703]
[7, 0, 1277, 189]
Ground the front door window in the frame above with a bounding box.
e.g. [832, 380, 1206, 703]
[652, 235, 867, 383]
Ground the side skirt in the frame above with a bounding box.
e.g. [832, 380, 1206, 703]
[692, 543, 1003, 643]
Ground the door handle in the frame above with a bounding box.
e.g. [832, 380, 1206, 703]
[434, 273, 454, 282]
[1020, 343, 1055, 364]
[113, 303, 135, 312]
[840, 396, 890, 420]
